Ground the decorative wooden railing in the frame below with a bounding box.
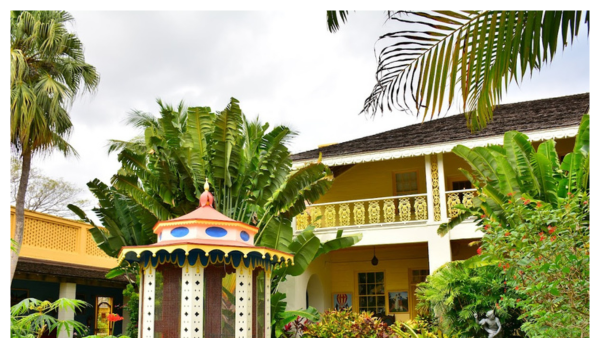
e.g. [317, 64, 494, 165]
[295, 194, 428, 230]
[445, 189, 477, 218]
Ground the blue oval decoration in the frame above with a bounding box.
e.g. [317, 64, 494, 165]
[206, 227, 228, 238]
[240, 231, 250, 242]
[171, 227, 189, 238]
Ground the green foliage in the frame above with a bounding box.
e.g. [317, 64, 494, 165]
[122, 283, 139, 338]
[269, 292, 319, 338]
[390, 316, 457, 338]
[327, 11, 589, 132]
[303, 309, 394, 338]
[439, 114, 589, 235]
[11, 298, 89, 338]
[415, 261, 523, 337]
[476, 192, 589, 338]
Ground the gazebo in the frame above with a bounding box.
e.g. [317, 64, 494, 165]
[118, 181, 294, 338]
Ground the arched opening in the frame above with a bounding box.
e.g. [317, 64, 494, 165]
[306, 274, 325, 312]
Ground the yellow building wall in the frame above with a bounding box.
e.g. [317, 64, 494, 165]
[328, 243, 429, 322]
[10, 207, 119, 269]
[318, 156, 427, 204]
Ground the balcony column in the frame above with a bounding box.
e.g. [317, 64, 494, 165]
[436, 153, 448, 222]
[58, 282, 76, 338]
[424, 155, 435, 223]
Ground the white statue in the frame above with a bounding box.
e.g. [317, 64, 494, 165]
[475, 310, 502, 338]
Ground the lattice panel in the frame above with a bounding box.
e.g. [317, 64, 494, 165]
[339, 204, 351, 226]
[85, 231, 108, 257]
[368, 201, 381, 224]
[431, 161, 442, 221]
[296, 212, 309, 230]
[23, 218, 78, 252]
[383, 199, 396, 223]
[142, 266, 155, 338]
[414, 196, 428, 220]
[353, 203, 365, 225]
[324, 205, 336, 227]
[398, 198, 412, 222]
[181, 262, 204, 338]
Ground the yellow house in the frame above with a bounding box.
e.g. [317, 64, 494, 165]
[279, 93, 588, 322]
[10, 207, 128, 338]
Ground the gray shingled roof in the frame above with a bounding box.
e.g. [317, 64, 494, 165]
[291, 93, 589, 162]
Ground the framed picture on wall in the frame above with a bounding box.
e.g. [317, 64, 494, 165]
[388, 291, 409, 313]
[333, 293, 352, 310]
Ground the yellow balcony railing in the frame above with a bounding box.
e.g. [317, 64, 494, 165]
[295, 194, 428, 230]
[445, 189, 477, 218]
[10, 206, 118, 269]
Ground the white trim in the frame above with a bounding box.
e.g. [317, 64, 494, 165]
[142, 266, 155, 338]
[292, 126, 579, 167]
[235, 266, 252, 338]
[265, 270, 272, 338]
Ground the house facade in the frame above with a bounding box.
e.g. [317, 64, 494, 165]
[279, 93, 589, 322]
[10, 207, 128, 338]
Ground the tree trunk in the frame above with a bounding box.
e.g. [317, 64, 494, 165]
[11, 149, 32, 282]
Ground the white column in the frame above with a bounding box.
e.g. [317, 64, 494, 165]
[265, 270, 272, 338]
[58, 282, 76, 338]
[235, 266, 252, 338]
[424, 155, 435, 223]
[181, 260, 204, 338]
[142, 265, 156, 338]
[427, 226, 452, 273]
[437, 153, 448, 222]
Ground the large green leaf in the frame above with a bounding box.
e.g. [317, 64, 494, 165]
[573, 114, 589, 156]
[531, 152, 558, 206]
[284, 227, 321, 276]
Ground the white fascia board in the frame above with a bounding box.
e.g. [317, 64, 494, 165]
[292, 126, 579, 168]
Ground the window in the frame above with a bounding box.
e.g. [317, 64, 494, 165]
[394, 171, 418, 195]
[411, 269, 429, 284]
[357, 272, 385, 314]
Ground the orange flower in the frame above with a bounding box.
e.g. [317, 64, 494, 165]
[524, 199, 530, 205]
[505, 231, 510, 237]
[536, 202, 542, 208]
[107, 313, 124, 322]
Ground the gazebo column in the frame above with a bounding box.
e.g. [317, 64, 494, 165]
[142, 265, 156, 338]
[236, 266, 253, 338]
[265, 269, 272, 338]
[181, 260, 204, 338]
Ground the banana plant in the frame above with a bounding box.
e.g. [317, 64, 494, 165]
[439, 114, 589, 235]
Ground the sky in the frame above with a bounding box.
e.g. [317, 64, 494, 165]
[8, 11, 590, 217]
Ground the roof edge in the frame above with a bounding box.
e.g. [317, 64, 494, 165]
[292, 125, 580, 168]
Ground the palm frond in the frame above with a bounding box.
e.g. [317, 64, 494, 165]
[361, 10, 589, 132]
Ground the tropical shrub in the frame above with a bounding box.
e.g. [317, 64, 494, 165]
[390, 316, 457, 338]
[476, 191, 589, 337]
[415, 261, 524, 337]
[121, 283, 139, 338]
[303, 309, 394, 338]
[433, 114, 590, 337]
[11, 298, 89, 338]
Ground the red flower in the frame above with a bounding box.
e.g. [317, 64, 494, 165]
[107, 313, 124, 322]
[515, 286, 519, 290]
[505, 231, 510, 237]
[551, 236, 557, 242]
[536, 202, 542, 208]
[548, 226, 556, 234]
[484, 224, 490, 230]
[524, 199, 530, 205]
[508, 200, 512, 204]
[584, 200, 588, 205]
[517, 299, 521, 302]
[507, 192, 513, 197]
[496, 303, 500, 309]
[477, 247, 483, 255]
[539, 232, 545, 241]
[481, 214, 486, 219]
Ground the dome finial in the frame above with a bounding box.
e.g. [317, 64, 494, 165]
[200, 178, 214, 207]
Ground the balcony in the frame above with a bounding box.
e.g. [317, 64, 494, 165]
[296, 193, 429, 230]
[445, 188, 477, 218]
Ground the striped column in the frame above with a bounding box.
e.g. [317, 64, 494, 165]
[181, 260, 204, 338]
[235, 266, 253, 338]
[142, 265, 155, 338]
[265, 270, 272, 338]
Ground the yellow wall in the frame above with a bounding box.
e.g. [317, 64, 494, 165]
[318, 156, 427, 204]
[328, 243, 429, 321]
[10, 206, 119, 269]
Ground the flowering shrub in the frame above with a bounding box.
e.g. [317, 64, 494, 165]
[302, 309, 394, 338]
[477, 192, 589, 338]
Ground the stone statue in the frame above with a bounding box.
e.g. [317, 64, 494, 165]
[474, 310, 502, 338]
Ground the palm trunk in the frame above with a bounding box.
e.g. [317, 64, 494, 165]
[11, 149, 32, 282]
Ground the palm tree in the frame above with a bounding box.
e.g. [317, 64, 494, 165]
[10, 11, 100, 281]
[327, 11, 589, 131]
